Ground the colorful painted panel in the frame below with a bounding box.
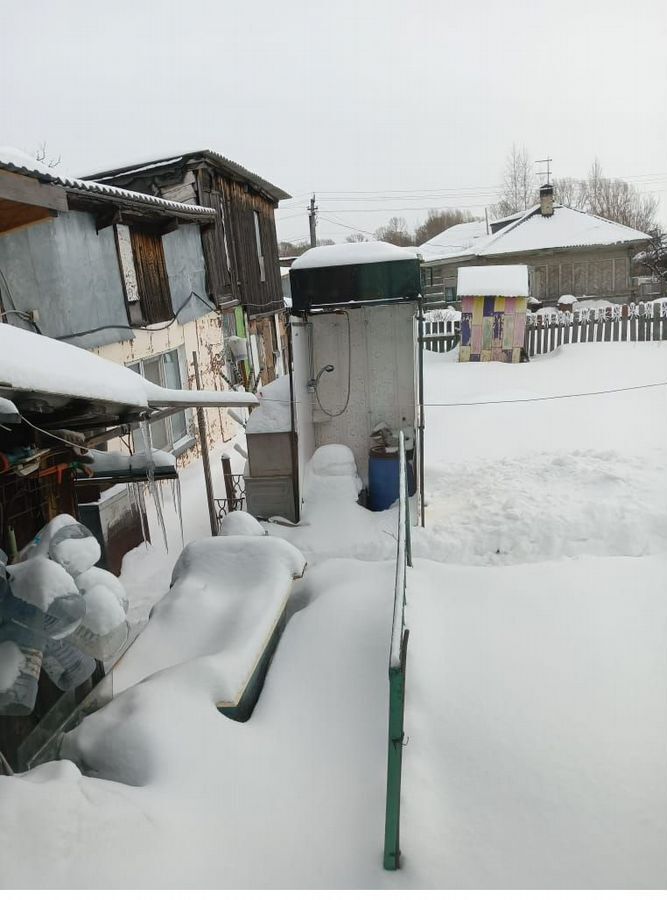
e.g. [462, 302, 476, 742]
[458, 294, 527, 364]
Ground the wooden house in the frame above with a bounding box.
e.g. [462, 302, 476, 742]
[420, 186, 651, 307]
[82, 150, 291, 388]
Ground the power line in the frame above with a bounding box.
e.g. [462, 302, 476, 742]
[424, 380, 667, 407]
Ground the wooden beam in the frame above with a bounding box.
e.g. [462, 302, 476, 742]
[95, 207, 122, 232]
[0, 170, 68, 212]
[158, 218, 180, 235]
[0, 199, 57, 234]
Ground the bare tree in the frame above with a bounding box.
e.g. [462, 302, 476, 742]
[490, 144, 537, 218]
[345, 232, 368, 243]
[374, 216, 414, 246]
[33, 141, 61, 168]
[414, 208, 477, 245]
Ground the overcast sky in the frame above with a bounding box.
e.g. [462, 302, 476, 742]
[2, 0, 666, 242]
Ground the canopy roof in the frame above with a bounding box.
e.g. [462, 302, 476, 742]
[0, 324, 257, 429]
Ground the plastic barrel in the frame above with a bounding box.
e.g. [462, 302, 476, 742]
[368, 448, 400, 511]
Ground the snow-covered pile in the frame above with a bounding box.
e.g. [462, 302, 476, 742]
[457, 264, 529, 297]
[218, 511, 267, 536]
[291, 241, 418, 269]
[88, 448, 176, 473]
[246, 375, 291, 434]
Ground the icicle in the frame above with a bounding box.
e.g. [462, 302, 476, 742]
[171, 478, 184, 548]
[139, 422, 168, 552]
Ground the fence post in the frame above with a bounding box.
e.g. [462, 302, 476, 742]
[384, 631, 409, 871]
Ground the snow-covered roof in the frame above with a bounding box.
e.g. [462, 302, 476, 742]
[419, 220, 489, 262]
[0, 324, 258, 424]
[480, 205, 650, 256]
[420, 204, 650, 264]
[457, 265, 529, 298]
[80, 148, 291, 203]
[0, 147, 216, 221]
[291, 241, 419, 270]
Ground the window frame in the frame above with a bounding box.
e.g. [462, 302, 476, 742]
[128, 346, 193, 455]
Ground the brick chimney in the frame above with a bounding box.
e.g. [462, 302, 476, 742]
[539, 183, 554, 217]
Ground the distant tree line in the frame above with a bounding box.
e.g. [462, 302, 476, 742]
[278, 147, 661, 255]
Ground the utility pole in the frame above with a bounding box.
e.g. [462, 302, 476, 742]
[308, 193, 318, 248]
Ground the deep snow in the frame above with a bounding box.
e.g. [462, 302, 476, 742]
[0, 341, 665, 888]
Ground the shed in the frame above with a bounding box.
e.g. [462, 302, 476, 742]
[457, 265, 529, 363]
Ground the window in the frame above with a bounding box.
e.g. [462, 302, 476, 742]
[116, 224, 173, 325]
[445, 286, 456, 304]
[253, 210, 266, 283]
[129, 348, 190, 453]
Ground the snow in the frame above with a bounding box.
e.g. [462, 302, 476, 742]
[418, 219, 488, 261]
[0, 324, 258, 413]
[457, 264, 529, 297]
[111, 536, 306, 698]
[1, 343, 666, 888]
[75, 568, 128, 611]
[245, 374, 291, 433]
[49, 532, 101, 578]
[78, 584, 126, 635]
[0, 397, 20, 421]
[291, 240, 419, 269]
[5, 558, 79, 612]
[419, 206, 649, 264]
[0, 641, 24, 692]
[218, 511, 267, 536]
[88, 448, 176, 474]
[479, 205, 650, 255]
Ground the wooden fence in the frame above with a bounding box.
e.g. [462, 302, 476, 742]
[526, 302, 667, 357]
[422, 317, 459, 352]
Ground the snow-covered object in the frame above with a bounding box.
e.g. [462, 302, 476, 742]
[67, 582, 129, 662]
[0, 397, 20, 421]
[42, 639, 97, 692]
[87, 448, 176, 474]
[291, 240, 418, 270]
[558, 294, 577, 305]
[218, 511, 267, 537]
[246, 375, 291, 434]
[112, 536, 306, 697]
[20, 514, 79, 562]
[0, 324, 258, 413]
[0, 622, 43, 716]
[309, 444, 359, 478]
[6, 557, 79, 613]
[457, 265, 529, 298]
[75, 568, 128, 613]
[48, 523, 101, 578]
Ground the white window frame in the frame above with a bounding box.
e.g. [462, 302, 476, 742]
[128, 346, 193, 454]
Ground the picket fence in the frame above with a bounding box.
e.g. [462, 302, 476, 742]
[423, 302, 667, 357]
[525, 301, 667, 356]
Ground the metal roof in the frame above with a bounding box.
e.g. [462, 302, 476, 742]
[81, 149, 291, 203]
[0, 148, 216, 221]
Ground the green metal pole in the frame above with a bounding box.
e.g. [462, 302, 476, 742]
[383, 630, 409, 870]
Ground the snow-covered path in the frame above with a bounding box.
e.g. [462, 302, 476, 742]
[1, 341, 665, 888]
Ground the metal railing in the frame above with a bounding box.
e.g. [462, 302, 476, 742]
[383, 430, 413, 870]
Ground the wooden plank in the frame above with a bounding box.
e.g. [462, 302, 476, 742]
[571, 311, 579, 344]
[0, 198, 56, 234]
[629, 310, 637, 342]
[638, 303, 645, 342]
[621, 307, 628, 341]
[0, 169, 68, 212]
[653, 305, 661, 341]
[596, 312, 604, 343]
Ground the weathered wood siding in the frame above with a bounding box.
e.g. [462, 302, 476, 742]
[424, 246, 640, 304]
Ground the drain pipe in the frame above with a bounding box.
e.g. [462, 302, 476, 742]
[417, 298, 425, 527]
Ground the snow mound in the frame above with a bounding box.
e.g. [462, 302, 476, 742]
[457, 265, 529, 297]
[76, 567, 128, 612]
[219, 511, 267, 536]
[246, 375, 291, 434]
[309, 444, 358, 477]
[6, 557, 79, 612]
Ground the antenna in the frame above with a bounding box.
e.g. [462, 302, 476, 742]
[536, 156, 553, 184]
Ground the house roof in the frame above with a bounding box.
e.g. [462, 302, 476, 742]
[420, 204, 651, 264]
[80, 149, 291, 203]
[0, 147, 216, 221]
[418, 220, 489, 262]
[0, 323, 258, 430]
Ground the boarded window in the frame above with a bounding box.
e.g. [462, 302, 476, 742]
[130, 227, 173, 324]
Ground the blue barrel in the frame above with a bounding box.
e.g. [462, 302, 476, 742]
[368, 449, 400, 511]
